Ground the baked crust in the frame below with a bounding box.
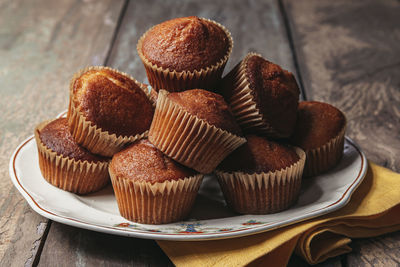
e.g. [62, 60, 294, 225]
[110, 139, 196, 183]
[38, 118, 107, 163]
[141, 16, 230, 72]
[219, 135, 300, 173]
[71, 68, 154, 137]
[245, 55, 300, 137]
[290, 101, 346, 150]
[167, 89, 242, 136]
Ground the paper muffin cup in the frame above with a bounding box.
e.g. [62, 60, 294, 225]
[215, 147, 306, 214]
[221, 52, 287, 138]
[148, 90, 247, 174]
[137, 18, 233, 92]
[303, 124, 346, 177]
[35, 120, 110, 195]
[68, 66, 153, 157]
[109, 167, 203, 224]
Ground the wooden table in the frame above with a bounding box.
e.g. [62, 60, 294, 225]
[1, 0, 399, 266]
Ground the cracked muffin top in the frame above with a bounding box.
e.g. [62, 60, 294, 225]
[71, 68, 154, 137]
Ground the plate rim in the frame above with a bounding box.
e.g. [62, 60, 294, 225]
[9, 134, 367, 241]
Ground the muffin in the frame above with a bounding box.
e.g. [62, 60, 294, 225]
[221, 52, 300, 138]
[35, 118, 110, 194]
[109, 139, 203, 224]
[216, 135, 306, 214]
[149, 89, 246, 174]
[290, 101, 346, 177]
[68, 66, 154, 157]
[137, 16, 233, 92]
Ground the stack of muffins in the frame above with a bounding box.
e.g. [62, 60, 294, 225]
[35, 16, 346, 224]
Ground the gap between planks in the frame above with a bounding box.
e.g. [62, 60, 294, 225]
[277, 0, 307, 101]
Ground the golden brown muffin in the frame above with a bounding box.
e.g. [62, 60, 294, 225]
[215, 135, 305, 214]
[219, 135, 299, 173]
[290, 101, 346, 176]
[109, 139, 203, 224]
[68, 66, 154, 157]
[221, 53, 300, 138]
[110, 139, 195, 183]
[290, 101, 346, 150]
[71, 68, 154, 137]
[137, 16, 233, 92]
[167, 89, 242, 136]
[39, 118, 107, 163]
[148, 89, 246, 174]
[35, 118, 110, 195]
[141, 16, 230, 72]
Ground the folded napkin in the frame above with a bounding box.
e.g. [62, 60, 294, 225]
[157, 162, 400, 266]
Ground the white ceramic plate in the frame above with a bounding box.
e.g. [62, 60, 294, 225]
[10, 112, 367, 241]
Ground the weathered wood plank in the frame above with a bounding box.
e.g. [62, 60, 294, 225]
[283, 0, 400, 171]
[0, 0, 124, 265]
[37, 0, 313, 266]
[346, 231, 400, 267]
[283, 0, 400, 265]
[38, 222, 173, 267]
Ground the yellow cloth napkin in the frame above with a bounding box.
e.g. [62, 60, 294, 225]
[157, 162, 400, 266]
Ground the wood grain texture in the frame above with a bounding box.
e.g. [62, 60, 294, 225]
[347, 231, 400, 267]
[0, 0, 124, 265]
[38, 222, 173, 267]
[283, 0, 400, 265]
[283, 0, 400, 172]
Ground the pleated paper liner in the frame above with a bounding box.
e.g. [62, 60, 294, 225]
[68, 66, 153, 157]
[148, 90, 247, 174]
[303, 124, 346, 177]
[215, 147, 306, 214]
[109, 168, 203, 224]
[147, 84, 159, 106]
[35, 120, 110, 195]
[221, 52, 287, 138]
[137, 18, 233, 92]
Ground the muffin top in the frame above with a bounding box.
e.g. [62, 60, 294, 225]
[290, 101, 346, 150]
[140, 16, 231, 72]
[167, 89, 242, 136]
[38, 118, 108, 163]
[218, 135, 299, 173]
[72, 68, 154, 137]
[110, 139, 196, 183]
[245, 54, 300, 137]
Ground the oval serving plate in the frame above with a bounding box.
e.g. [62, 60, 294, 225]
[9, 111, 367, 241]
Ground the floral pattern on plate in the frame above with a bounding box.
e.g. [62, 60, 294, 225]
[114, 220, 267, 234]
